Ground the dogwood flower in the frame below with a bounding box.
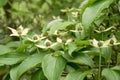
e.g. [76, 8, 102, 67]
[107, 35, 120, 46]
[36, 39, 57, 49]
[57, 37, 73, 45]
[8, 25, 29, 37]
[70, 23, 83, 33]
[53, 30, 68, 36]
[90, 39, 109, 48]
[27, 34, 46, 43]
[94, 26, 115, 33]
[71, 12, 79, 17]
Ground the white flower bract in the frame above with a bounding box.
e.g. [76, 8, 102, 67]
[8, 25, 29, 37]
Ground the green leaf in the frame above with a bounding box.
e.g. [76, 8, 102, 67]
[66, 69, 93, 80]
[43, 19, 62, 33]
[63, 53, 94, 68]
[117, 53, 120, 65]
[102, 68, 120, 80]
[68, 42, 77, 56]
[10, 53, 45, 80]
[49, 21, 75, 34]
[0, 45, 11, 55]
[101, 47, 112, 61]
[2, 73, 10, 80]
[76, 40, 90, 51]
[76, 40, 90, 46]
[118, 0, 120, 12]
[31, 69, 47, 80]
[112, 65, 120, 71]
[0, 53, 27, 65]
[87, 47, 111, 59]
[42, 54, 66, 80]
[82, 0, 113, 30]
[79, 0, 97, 14]
[0, 0, 8, 7]
[6, 41, 20, 48]
[47, 19, 63, 29]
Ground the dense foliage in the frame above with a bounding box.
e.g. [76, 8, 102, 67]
[0, 0, 120, 80]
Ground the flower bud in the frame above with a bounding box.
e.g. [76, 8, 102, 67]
[62, 39, 66, 44]
[45, 42, 51, 47]
[98, 41, 103, 47]
[45, 39, 51, 47]
[110, 39, 114, 44]
[17, 27, 22, 34]
[54, 30, 60, 35]
[78, 27, 82, 32]
[99, 26, 105, 31]
[33, 35, 39, 40]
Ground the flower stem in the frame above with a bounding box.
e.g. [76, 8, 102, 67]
[36, 47, 40, 54]
[108, 47, 112, 68]
[101, 33, 103, 40]
[98, 48, 102, 80]
[19, 36, 24, 50]
[19, 36, 23, 45]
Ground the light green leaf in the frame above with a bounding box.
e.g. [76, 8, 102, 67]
[66, 69, 93, 80]
[63, 53, 94, 68]
[87, 47, 111, 59]
[82, 0, 113, 29]
[76, 40, 90, 51]
[49, 21, 75, 34]
[68, 42, 77, 56]
[0, 45, 11, 55]
[6, 41, 20, 48]
[117, 53, 120, 64]
[42, 54, 66, 80]
[0, 53, 27, 65]
[71, 53, 94, 68]
[47, 19, 63, 29]
[43, 19, 63, 33]
[112, 65, 120, 71]
[101, 47, 112, 61]
[0, 0, 8, 7]
[79, 0, 97, 14]
[118, 0, 120, 12]
[102, 68, 120, 80]
[10, 53, 45, 80]
[31, 69, 47, 80]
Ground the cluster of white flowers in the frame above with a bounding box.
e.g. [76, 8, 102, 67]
[8, 25, 73, 50]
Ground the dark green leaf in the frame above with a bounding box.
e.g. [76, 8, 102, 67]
[112, 65, 120, 71]
[66, 69, 93, 80]
[0, 53, 27, 65]
[0, 45, 11, 55]
[87, 47, 111, 59]
[63, 53, 94, 68]
[0, 0, 8, 7]
[68, 42, 77, 56]
[102, 68, 120, 80]
[82, 0, 113, 30]
[117, 53, 120, 64]
[10, 53, 45, 80]
[42, 54, 66, 80]
[31, 69, 47, 80]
